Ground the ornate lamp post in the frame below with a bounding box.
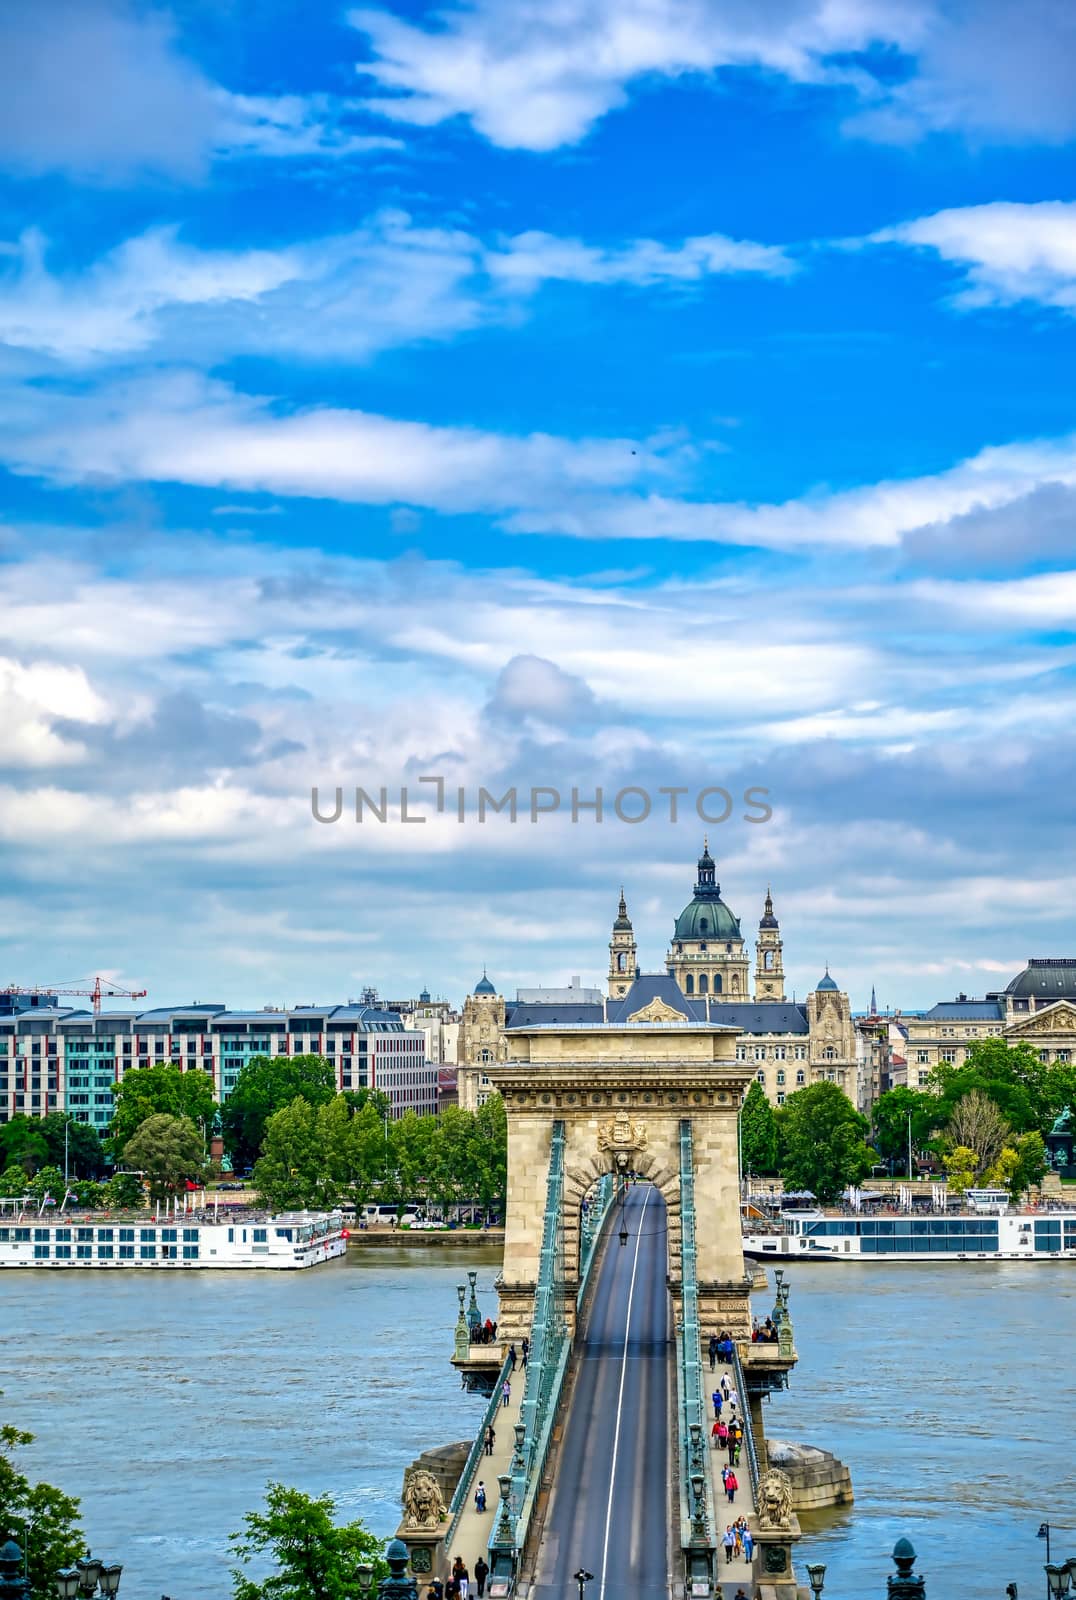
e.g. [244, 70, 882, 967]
[1045, 1561, 1076, 1598]
[467, 1269, 481, 1332]
[0, 1541, 28, 1600]
[806, 1561, 827, 1596]
[888, 1537, 925, 1600]
[55, 1571, 82, 1600]
[572, 1568, 594, 1600]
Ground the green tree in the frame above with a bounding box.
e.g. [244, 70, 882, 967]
[0, 1117, 49, 1176]
[27, 1166, 65, 1202]
[122, 1115, 204, 1202]
[778, 1082, 875, 1203]
[221, 1056, 336, 1171]
[930, 1038, 1068, 1135]
[103, 1172, 144, 1209]
[945, 1090, 1010, 1173]
[341, 1088, 391, 1121]
[111, 1064, 216, 1154]
[0, 1416, 83, 1600]
[944, 1145, 977, 1194]
[472, 1095, 508, 1214]
[870, 1088, 943, 1172]
[253, 1098, 344, 1212]
[0, 1165, 29, 1199]
[740, 1082, 778, 1176]
[1007, 1130, 1048, 1199]
[231, 1483, 386, 1600]
[36, 1116, 106, 1178]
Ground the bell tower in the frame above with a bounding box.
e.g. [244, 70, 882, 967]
[754, 886, 785, 1001]
[608, 888, 638, 998]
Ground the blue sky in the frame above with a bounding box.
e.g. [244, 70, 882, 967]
[3, 0, 1076, 1012]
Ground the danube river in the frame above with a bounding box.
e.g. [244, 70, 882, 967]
[3, 1250, 1075, 1599]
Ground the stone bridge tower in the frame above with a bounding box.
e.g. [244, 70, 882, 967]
[487, 1014, 754, 1343]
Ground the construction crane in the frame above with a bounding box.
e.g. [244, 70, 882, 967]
[1, 977, 148, 1015]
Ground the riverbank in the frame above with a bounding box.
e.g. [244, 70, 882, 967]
[346, 1229, 505, 1248]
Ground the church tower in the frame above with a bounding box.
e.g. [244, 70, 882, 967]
[754, 887, 785, 1001]
[608, 888, 638, 998]
[666, 840, 749, 1000]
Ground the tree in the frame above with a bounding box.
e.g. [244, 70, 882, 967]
[946, 1090, 1010, 1173]
[930, 1038, 1070, 1135]
[0, 1166, 29, 1199]
[1000, 1131, 1048, 1199]
[253, 1099, 341, 1212]
[777, 1082, 875, 1203]
[740, 1082, 778, 1176]
[37, 1116, 105, 1178]
[221, 1056, 336, 1172]
[231, 1482, 385, 1600]
[943, 1145, 977, 1195]
[27, 1166, 65, 1203]
[122, 1115, 204, 1201]
[103, 1172, 144, 1209]
[870, 1088, 943, 1172]
[341, 1088, 391, 1121]
[0, 1416, 83, 1600]
[111, 1064, 216, 1154]
[0, 1116, 49, 1176]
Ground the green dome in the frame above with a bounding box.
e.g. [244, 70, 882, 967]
[672, 840, 741, 943]
[673, 897, 741, 941]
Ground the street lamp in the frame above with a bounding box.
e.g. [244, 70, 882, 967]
[97, 1567, 122, 1598]
[55, 1572, 81, 1600]
[76, 1556, 103, 1597]
[356, 1561, 374, 1598]
[1045, 1568, 1070, 1598]
[573, 1569, 594, 1600]
[806, 1562, 827, 1596]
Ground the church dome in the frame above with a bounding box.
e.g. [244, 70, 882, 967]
[613, 889, 633, 931]
[1005, 959, 1076, 999]
[474, 972, 496, 996]
[672, 840, 741, 942]
[816, 969, 839, 992]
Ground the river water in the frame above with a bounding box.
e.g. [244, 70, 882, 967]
[3, 1250, 1074, 1599]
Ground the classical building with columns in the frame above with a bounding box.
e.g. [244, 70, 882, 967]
[457, 842, 861, 1110]
[896, 958, 1076, 1088]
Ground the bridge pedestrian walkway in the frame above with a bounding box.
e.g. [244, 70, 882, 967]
[442, 1370, 525, 1583]
[704, 1358, 758, 1596]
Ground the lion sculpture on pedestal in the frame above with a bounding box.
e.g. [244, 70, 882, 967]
[756, 1467, 794, 1529]
[402, 1468, 446, 1530]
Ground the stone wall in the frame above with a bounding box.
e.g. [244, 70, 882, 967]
[766, 1440, 854, 1510]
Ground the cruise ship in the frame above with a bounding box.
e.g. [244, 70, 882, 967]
[0, 1210, 347, 1269]
[743, 1207, 1076, 1261]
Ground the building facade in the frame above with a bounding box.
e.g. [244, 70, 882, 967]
[0, 1000, 435, 1130]
[900, 958, 1076, 1084]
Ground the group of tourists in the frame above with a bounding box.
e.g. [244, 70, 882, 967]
[722, 1520, 754, 1564]
[426, 1552, 491, 1600]
[707, 1331, 736, 1370]
[752, 1316, 779, 1344]
[470, 1318, 499, 1345]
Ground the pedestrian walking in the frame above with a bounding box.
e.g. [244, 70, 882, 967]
[501, 1379, 511, 1408]
[708, 1333, 718, 1371]
[723, 1527, 736, 1565]
[726, 1386, 738, 1410]
[727, 1432, 737, 1463]
[474, 1481, 486, 1513]
[474, 1556, 490, 1598]
[521, 1337, 529, 1362]
[725, 1469, 738, 1504]
[742, 1527, 754, 1561]
[711, 1419, 723, 1449]
[458, 1570, 470, 1600]
[508, 1344, 518, 1371]
[720, 1374, 731, 1399]
[484, 1425, 495, 1456]
[711, 1389, 722, 1419]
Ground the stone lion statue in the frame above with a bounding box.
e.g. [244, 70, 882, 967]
[756, 1467, 794, 1530]
[402, 1468, 446, 1530]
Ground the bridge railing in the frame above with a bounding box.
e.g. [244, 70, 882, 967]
[489, 1121, 568, 1587]
[576, 1172, 614, 1311]
[730, 1341, 761, 1498]
[678, 1120, 717, 1588]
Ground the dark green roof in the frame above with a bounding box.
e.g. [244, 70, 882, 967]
[673, 897, 741, 942]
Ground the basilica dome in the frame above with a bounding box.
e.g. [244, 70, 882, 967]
[672, 841, 742, 943]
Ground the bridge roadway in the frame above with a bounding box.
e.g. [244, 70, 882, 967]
[529, 1182, 671, 1600]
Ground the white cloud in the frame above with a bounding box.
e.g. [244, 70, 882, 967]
[350, 0, 924, 151]
[871, 200, 1076, 313]
[0, 370, 674, 511]
[0, 213, 793, 367]
[0, 656, 110, 767]
[0, 0, 397, 183]
[505, 432, 1076, 549]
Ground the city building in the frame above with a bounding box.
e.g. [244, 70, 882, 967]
[901, 959, 1076, 1083]
[456, 844, 861, 1109]
[0, 1001, 435, 1131]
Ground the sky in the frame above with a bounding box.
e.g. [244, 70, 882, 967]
[2, 0, 1076, 1013]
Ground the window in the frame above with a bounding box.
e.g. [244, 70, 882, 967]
[774, 1046, 786, 1060]
[940, 1048, 957, 1064]
[699, 974, 709, 995]
[796, 1070, 805, 1085]
[253, 1228, 267, 1242]
[794, 1045, 806, 1060]
[754, 1045, 766, 1062]
[764, 950, 774, 970]
[776, 1092, 785, 1106]
[77, 1245, 93, 1259]
[685, 974, 694, 995]
[916, 1050, 930, 1064]
[714, 975, 722, 993]
[756, 1071, 765, 1084]
[776, 1070, 785, 1086]
[34, 1245, 50, 1259]
[140, 1245, 156, 1260]
[98, 1244, 114, 1259]
[119, 1245, 134, 1260]
[182, 1245, 199, 1260]
[140, 1228, 156, 1241]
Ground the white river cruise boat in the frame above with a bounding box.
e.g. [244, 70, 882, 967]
[744, 1205, 1076, 1262]
[0, 1209, 347, 1270]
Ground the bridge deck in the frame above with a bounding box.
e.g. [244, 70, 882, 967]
[529, 1182, 670, 1600]
[443, 1365, 526, 1582]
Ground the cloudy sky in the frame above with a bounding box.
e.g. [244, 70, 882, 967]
[2, 0, 1076, 1013]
